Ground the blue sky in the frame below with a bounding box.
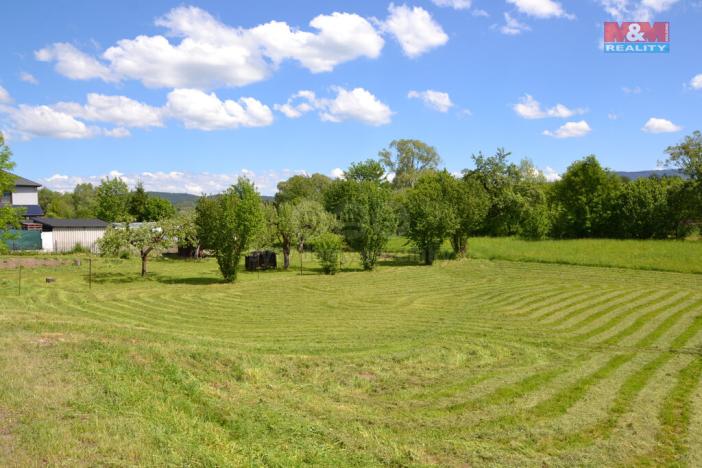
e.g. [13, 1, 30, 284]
[1, 0, 700, 194]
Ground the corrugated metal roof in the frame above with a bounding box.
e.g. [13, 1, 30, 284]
[31, 217, 108, 228]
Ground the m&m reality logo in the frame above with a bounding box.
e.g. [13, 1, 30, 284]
[604, 22, 670, 53]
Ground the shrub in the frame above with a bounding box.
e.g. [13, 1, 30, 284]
[70, 243, 90, 254]
[314, 232, 343, 275]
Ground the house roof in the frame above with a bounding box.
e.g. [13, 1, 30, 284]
[3, 172, 42, 187]
[31, 217, 108, 228]
[15, 205, 44, 217]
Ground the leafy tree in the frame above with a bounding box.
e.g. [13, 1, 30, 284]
[195, 178, 264, 282]
[39, 188, 75, 218]
[551, 155, 623, 238]
[291, 199, 335, 255]
[0, 134, 20, 253]
[96, 177, 130, 222]
[403, 171, 458, 265]
[314, 232, 343, 275]
[129, 182, 150, 221]
[274, 173, 331, 205]
[170, 210, 200, 257]
[379, 139, 441, 188]
[345, 159, 386, 183]
[445, 176, 490, 256]
[97, 223, 176, 276]
[340, 181, 397, 270]
[463, 148, 526, 236]
[144, 197, 176, 221]
[665, 131, 702, 182]
[269, 202, 296, 269]
[72, 183, 97, 218]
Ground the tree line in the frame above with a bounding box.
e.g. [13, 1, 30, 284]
[3, 131, 701, 281]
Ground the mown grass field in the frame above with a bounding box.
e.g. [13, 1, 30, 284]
[1, 241, 701, 466]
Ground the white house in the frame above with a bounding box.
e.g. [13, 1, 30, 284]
[1, 173, 44, 218]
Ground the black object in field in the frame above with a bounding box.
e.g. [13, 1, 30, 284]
[245, 251, 277, 271]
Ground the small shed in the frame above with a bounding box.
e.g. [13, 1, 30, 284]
[32, 217, 109, 253]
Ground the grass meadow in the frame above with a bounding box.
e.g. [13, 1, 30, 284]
[1, 239, 702, 466]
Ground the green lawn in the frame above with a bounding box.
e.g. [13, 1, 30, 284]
[0, 244, 701, 466]
[466, 237, 702, 274]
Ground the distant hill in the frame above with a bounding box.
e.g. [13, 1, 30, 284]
[615, 169, 684, 180]
[148, 192, 274, 210]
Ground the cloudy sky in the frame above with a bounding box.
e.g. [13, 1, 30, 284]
[1, 0, 700, 194]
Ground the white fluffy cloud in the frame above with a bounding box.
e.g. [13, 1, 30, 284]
[642, 117, 681, 134]
[4, 105, 98, 140]
[165, 88, 274, 131]
[431, 0, 472, 9]
[506, 0, 573, 18]
[276, 87, 392, 126]
[499, 13, 531, 35]
[383, 4, 449, 58]
[36, 6, 408, 90]
[250, 12, 384, 73]
[54, 94, 164, 128]
[19, 72, 39, 85]
[0, 86, 10, 103]
[407, 89, 454, 112]
[35, 43, 115, 82]
[598, 0, 680, 21]
[690, 74, 702, 90]
[543, 120, 592, 138]
[41, 168, 311, 196]
[513, 94, 585, 119]
[541, 166, 561, 181]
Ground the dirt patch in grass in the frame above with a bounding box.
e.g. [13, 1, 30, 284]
[0, 258, 71, 269]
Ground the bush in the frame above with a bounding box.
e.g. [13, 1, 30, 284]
[314, 232, 343, 275]
[69, 243, 90, 254]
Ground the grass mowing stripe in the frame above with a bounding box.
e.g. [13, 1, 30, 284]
[539, 298, 702, 450]
[631, 355, 702, 465]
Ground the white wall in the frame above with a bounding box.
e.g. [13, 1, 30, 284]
[41, 231, 53, 252]
[52, 228, 106, 253]
[11, 186, 39, 205]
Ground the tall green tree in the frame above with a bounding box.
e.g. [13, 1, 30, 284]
[195, 178, 264, 282]
[445, 176, 490, 256]
[340, 181, 397, 270]
[291, 199, 335, 254]
[274, 173, 331, 205]
[96, 177, 130, 222]
[345, 159, 386, 183]
[144, 197, 176, 221]
[379, 139, 441, 188]
[72, 183, 97, 218]
[551, 155, 623, 238]
[403, 171, 458, 265]
[665, 130, 702, 182]
[129, 181, 150, 221]
[267, 202, 295, 270]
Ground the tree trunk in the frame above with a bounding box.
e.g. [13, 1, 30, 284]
[141, 247, 152, 277]
[282, 241, 290, 270]
[424, 248, 434, 266]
